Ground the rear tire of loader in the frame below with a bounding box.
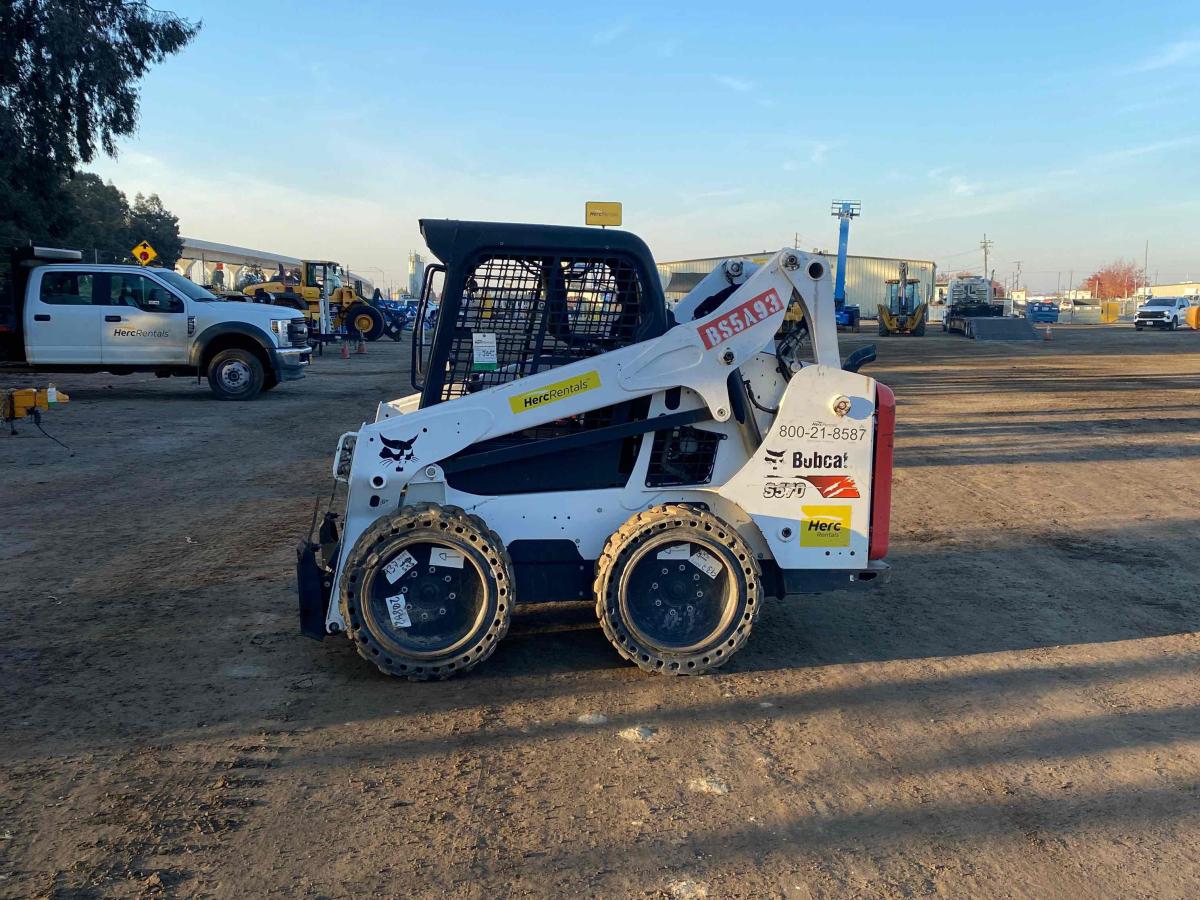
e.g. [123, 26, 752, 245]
[594, 504, 763, 675]
[339, 503, 515, 680]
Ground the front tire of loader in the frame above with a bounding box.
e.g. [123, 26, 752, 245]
[347, 304, 387, 341]
[912, 319, 926, 336]
[594, 504, 763, 675]
[339, 503, 514, 680]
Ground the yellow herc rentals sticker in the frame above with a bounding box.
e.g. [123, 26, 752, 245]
[509, 371, 601, 413]
[800, 505, 852, 547]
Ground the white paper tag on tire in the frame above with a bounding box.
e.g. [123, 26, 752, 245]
[385, 594, 411, 628]
[383, 550, 417, 583]
[430, 547, 465, 569]
[689, 549, 722, 579]
[657, 543, 691, 560]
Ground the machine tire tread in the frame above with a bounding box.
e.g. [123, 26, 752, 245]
[593, 503, 763, 675]
[338, 503, 514, 681]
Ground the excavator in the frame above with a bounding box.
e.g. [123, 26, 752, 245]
[876, 261, 927, 336]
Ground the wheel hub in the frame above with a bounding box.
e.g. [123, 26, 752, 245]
[219, 360, 250, 389]
[366, 541, 486, 656]
[622, 542, 733, 651]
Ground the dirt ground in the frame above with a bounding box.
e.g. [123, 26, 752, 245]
[2, 324, 1198, 899]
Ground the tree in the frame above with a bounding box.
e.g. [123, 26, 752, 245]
[128, 192, 183, 267]
[1081, 260, 1142, 300]
[49, 173, 184, 266]
[0, 0, 198, 245]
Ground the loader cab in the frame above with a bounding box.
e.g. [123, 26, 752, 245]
[304, 261, 342, 299]
[410, 219, 672, 494]
[885, 278, 921, 314]
[413, 219, 669, 407]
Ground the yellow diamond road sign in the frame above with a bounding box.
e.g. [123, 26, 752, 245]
[132, 240, 157, 266]
[585, 201, 622, 227]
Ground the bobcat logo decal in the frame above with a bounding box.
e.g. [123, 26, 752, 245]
[379, 434, 419, 471]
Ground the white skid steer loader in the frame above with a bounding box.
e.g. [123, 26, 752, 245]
[297, 220, 895, 679]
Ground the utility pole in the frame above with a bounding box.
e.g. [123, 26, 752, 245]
[1144, 239, 1150, 298]
[980, 234, 994, 282]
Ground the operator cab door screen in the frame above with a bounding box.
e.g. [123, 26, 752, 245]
[101, 273, 189, 364]
[28, 271, 102, 364]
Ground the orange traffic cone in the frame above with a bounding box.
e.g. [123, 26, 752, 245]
[340, 339, 350, 359]
[355, 339, 367, 355]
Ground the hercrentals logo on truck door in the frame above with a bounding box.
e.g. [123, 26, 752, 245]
[697, 288, 785, 349]
[509, 371, 601, 413]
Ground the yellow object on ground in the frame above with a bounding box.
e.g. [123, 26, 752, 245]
[1187, 306, 1200, 329]
[2, 385, 70, 422]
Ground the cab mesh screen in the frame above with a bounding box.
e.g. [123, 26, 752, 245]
[438, 254, 643, 402]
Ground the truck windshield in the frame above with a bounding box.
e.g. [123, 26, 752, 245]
[156, 270, 217, 301]
[1144, 298, 1174, 306]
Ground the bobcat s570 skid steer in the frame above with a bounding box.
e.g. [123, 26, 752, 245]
[297, 219, 895, 679]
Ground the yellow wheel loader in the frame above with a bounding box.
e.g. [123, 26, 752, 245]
[247, 260, 386, 341]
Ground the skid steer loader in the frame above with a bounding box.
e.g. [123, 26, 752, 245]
[297, 220, 895, 679]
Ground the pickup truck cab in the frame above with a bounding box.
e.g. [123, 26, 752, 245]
[1, 246, 310, 399]
[1134, 296, 1193, 331]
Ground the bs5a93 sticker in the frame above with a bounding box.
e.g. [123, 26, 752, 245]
[697, 288, 785, 349]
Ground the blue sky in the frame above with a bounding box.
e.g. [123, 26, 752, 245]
[90, 1, 1200, 291]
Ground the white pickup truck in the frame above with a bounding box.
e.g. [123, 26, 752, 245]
[1133, 296, 1194, 331]
[0, 246, 310, 399]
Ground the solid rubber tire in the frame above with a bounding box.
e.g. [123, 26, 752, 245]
[338, 503, 514, 681]
[594, 504, 763, 675]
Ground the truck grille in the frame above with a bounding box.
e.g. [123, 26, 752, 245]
[288, 318, 309, 346]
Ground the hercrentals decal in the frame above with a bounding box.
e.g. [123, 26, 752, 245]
[697, 288, 785, 350]
[112, 328, 169, 338]
[508, 370, 601, 413]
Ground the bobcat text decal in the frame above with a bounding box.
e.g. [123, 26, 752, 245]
[697, 288, 785, 350]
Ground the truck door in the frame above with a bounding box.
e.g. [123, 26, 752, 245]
[101, 273, 189, 364]
[25, 270, 102, 364]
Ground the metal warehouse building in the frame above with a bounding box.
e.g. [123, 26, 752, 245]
[658, 252, 937, 314]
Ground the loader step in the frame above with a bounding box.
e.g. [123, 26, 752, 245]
[964, 317, 1041, 341]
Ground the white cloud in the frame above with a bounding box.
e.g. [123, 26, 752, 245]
[714, 75, 754, 92]
[1127, 38, 1200, 72]
[593, 21, 630, 46]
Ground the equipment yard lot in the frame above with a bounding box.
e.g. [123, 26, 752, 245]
[2, 326, 1198, 898]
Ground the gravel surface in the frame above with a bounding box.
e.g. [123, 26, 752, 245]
[1, 325, 1198, 898]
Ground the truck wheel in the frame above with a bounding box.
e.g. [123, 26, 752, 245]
[207, 348, 265, 400]
[594, 504, 763, 675]
[1169, 318, 1177, 331]
[339, 503, 514, 680]
[262, 371, 279, 392]
[347, 304, 386, 341]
